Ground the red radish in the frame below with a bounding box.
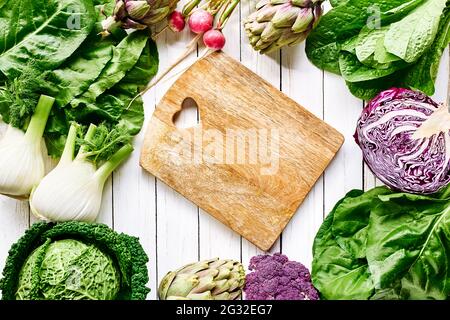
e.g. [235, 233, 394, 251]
[168, 11, 185, 33]
[188, 9, 213, 34]
[203, 29, 226, 51]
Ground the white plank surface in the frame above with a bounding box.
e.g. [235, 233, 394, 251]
[0, 3, 449, 301]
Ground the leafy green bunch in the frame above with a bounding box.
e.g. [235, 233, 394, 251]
[312, 186, 450, 300]
[306, 0, 450, 100]
[0, 0, 159, 157]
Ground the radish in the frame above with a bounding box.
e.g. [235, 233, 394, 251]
[168, 11, 185, 33]
[203, 29, 226, 51]
[188, 9, 213, 34]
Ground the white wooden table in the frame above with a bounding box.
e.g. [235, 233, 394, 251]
[0, 3, 449, 300]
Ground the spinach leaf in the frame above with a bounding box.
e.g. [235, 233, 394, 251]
[312, 188, 390, 300]
[312, 186, 450, 300]
[47, 36, 158, 157]
[70, 30, 149, 108]
[346, 77, 396, 100]
[42, 4, 128, 108]
[0, 0, 96, 78]
[45, 33, 114, 108]
[384, 0, 447, 63]
[367, 192, 450, 300]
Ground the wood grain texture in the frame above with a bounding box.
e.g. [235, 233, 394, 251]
[140, 52, 344, 251]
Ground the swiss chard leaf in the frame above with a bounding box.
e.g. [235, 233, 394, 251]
[0, 0, 96, 78]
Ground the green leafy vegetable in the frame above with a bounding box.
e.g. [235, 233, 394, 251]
[70, 31, 149, 109]
[17, 239, 120, 300]
[306, 0, 450, 100]
[383, 0, 447, 63]
[0, 0, 159, 158]
[312, 186, 450, 300]
[0, 221, 150, 300]
[0, 0, 96, 78]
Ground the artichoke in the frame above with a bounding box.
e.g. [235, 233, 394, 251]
[244, 0, 324, 54]
[102, 0, 179, 34]
[158, 258, 245, 300]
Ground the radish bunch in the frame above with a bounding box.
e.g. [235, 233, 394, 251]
[166, 0, 239, 51]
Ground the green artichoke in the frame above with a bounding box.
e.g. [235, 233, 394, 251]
[244, 0, 324, 54]
[158, 258, 245, 300]
[102, 0, 179, 34]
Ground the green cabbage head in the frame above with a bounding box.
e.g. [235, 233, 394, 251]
[0, 222, 150, 300]
[16, 239, 120, 300]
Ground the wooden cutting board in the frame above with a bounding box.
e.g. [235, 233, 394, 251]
[140, 52, 344, 251]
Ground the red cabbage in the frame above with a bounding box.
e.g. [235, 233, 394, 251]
[355, 88, 450, 194]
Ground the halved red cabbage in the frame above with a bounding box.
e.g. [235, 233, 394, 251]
[355, 88, 450, 194]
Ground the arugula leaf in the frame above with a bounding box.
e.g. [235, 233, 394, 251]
[0, 0, 96, 78]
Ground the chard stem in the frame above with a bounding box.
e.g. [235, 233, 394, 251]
[24, 95, 55, 143]
[95, 144, 133, 185]
[60, 124, 78, 164]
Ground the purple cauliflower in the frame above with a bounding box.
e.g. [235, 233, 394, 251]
[244, 253, 319, 300]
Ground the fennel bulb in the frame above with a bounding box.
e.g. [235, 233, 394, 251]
[0, 95, 54, 198]
[30, 124, 133, 222]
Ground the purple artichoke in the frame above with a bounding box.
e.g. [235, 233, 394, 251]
[102, 0, 179, 35]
